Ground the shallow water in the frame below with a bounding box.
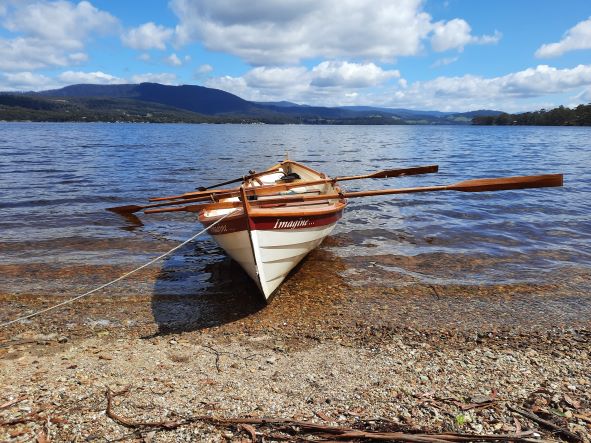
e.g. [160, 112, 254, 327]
[0, 123, 590, 329]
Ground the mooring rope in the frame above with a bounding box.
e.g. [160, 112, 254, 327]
[0, 210, 238, 328]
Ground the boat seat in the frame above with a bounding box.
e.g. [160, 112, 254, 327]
[257, 199, 332, 209]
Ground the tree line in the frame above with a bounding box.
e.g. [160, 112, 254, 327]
[472, 103, 591, 126]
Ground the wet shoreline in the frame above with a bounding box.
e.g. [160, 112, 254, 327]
[2, 244, 590, 342]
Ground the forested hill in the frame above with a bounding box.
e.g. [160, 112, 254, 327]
[472, 104, 591, 126]
[1, 82, 503, 124]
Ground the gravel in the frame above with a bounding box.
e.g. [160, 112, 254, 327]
[1, 319, 590, 442]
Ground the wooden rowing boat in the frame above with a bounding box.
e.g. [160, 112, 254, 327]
[107, 160, 562, 301]
[198, 160, 346, 299]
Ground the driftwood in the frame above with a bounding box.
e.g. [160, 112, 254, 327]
[507, 404, 582, 443]
[104, 388, 557, 443]
[0, 410, 66, 427]
[238, 423, 258, 442]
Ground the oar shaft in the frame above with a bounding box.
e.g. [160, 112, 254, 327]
[144, 173, 563, 215]
[336, 164, 439, 181]
[197, 167, 282, 191]
[147, 186, 447, 213]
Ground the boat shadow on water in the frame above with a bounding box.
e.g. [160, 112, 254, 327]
[150, 250, 266, 335]
[148, 236, 351, 336]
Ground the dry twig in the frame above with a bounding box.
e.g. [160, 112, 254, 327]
[103, 388, 558, 443]
[508, 404, 582, 443]
[0, 396, 26, 409]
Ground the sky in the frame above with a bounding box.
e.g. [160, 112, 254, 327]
[1, 0, 590, 112]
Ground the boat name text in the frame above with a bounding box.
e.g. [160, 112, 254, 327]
[210, 224, 228, 234]
[273, 219, 310, 229]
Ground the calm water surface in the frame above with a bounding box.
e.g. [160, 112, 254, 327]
[1, 123, 589, 304]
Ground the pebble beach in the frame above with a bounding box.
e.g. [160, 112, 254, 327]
[1, 246, 590, 442]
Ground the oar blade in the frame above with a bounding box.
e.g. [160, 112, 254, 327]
[372, 164, 439, 179]
[106, 204, 144, 214]
[451, 174, 563, 192]
[144, 206, 187, 214]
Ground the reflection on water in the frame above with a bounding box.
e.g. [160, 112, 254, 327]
[0, 123, 590, 329]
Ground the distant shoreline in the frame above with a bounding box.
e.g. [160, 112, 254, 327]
[1, 119, 590, 126]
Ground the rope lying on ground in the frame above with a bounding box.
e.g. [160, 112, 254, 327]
[0, 210, 238, 328]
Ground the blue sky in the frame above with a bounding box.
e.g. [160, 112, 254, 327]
[1, 0, 590, 111]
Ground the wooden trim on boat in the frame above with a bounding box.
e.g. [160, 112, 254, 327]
[248, 200, 346, 218]
[281, 160, 326, 178]
[199, 199, 345, 234]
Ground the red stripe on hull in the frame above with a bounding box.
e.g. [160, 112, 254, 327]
[201, 209, 344, 236]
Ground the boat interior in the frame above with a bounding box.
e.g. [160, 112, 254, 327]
[202, 160, 345, 219]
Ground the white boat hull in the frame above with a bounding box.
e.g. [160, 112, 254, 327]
[199, 160, 346, 300]
[209, 221, 338, 298]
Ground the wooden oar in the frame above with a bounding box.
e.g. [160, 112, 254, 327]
[108, 171, 280, 214]
[108, 165, 440, 215]
[143, 173, 563, 214]
[106, 195, 216, 215]
[148, 164, 439, 202]
[195, 167, 282, 191]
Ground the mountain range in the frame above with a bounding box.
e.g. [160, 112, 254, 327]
[0, 82, 503, 124]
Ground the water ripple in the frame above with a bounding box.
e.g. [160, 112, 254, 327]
[0, 122, 589, 290]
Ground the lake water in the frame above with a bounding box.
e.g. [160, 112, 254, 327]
[1, 123, 590, 330]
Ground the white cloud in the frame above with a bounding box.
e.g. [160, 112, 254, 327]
[130, 72, 177, 84]
[575, 87, 591, 102]
[165, 53, 182, 66]
[1, 69, 123, 91]
[431, 56, 459, 68]
[1, 71, 56, 91]
[498, 64, 591, 96]
[205, 61, 400, 104]
[384, 64, 591, 111]
[170, 0, 499, 64]
[205, 75, 249, 95]
[206, 63, 591, 111]
[535, 17, 591, 58]
[163, 53, 190, 66]
[57, 70, 124, 84]
[4, 0, 118, 49]
[311, 61, 399, 87]
[171, 0, 431, 64]
[245, 66, 309, 90]
[68, 52, 88, 63]
[138, 53, 151, 62]
[431, 18, 500, 52]
[0, 37, 74, 70]
[121, 22, 173, 50]
[206, 67, 308, 101]
[196, 63, 213, 74]
[0, 69, 181, 91]
[0, 1, 117, 71]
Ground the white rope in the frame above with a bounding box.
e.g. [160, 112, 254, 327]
[0, 210, 238, 328]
